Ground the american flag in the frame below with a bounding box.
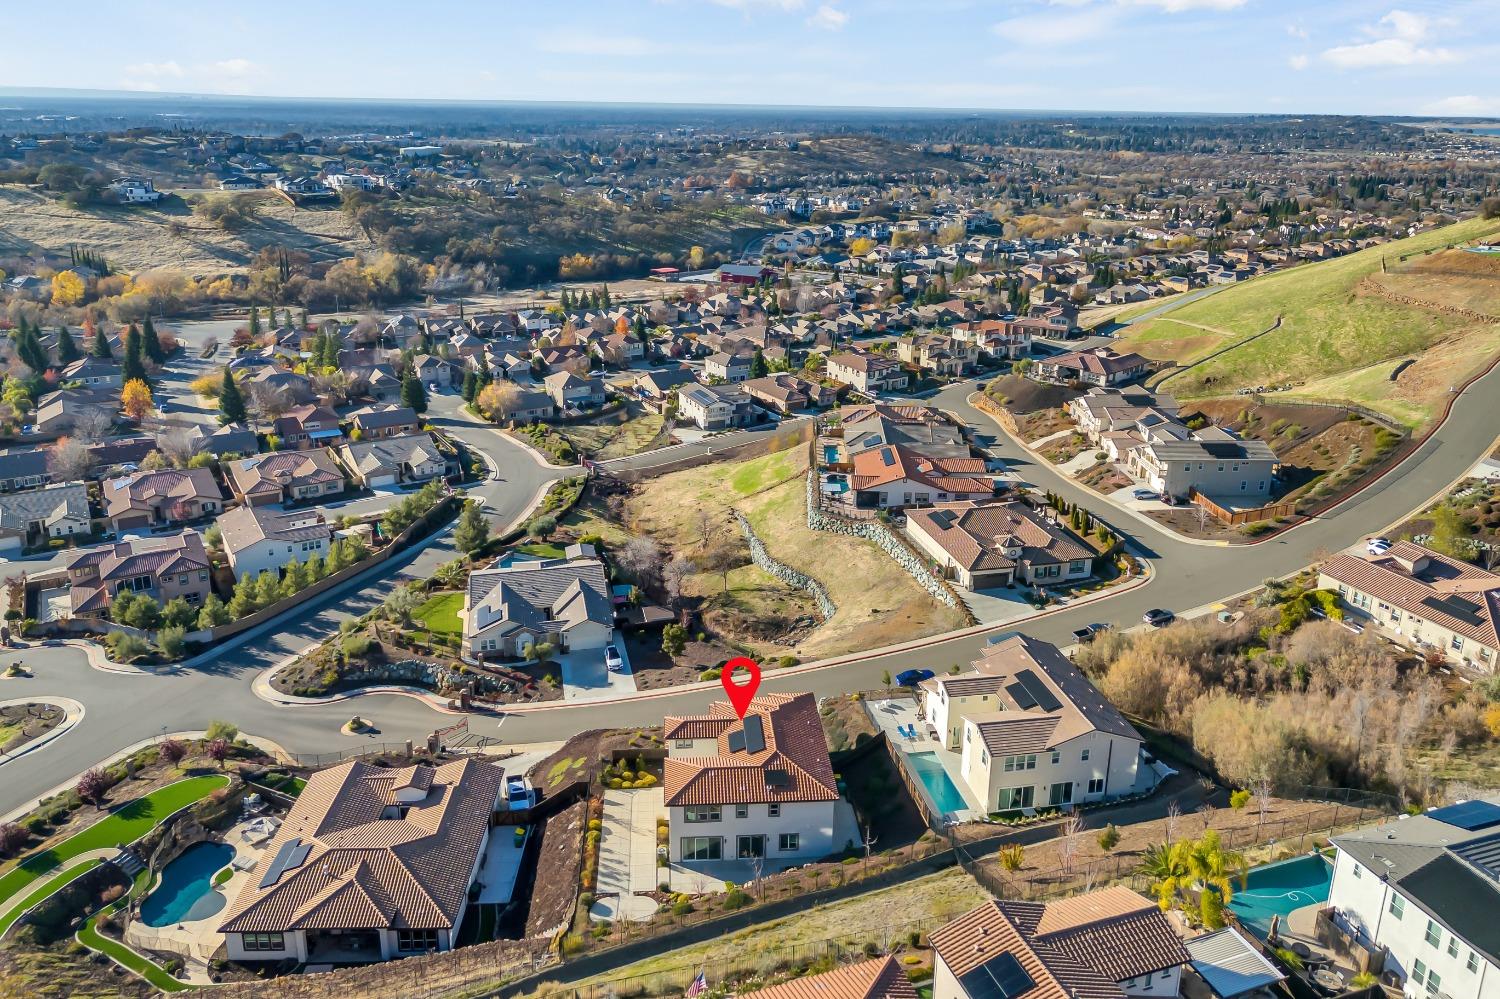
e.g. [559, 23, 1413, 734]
[685, 971, 708, 998]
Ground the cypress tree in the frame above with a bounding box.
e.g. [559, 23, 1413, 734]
[121, 324, 147, 384]
[461, 369, 478, 403]
[401, 373, 428, 414]
[92, 325, 112, 359]
[142, 315, 166, 364]
[248, 304, 261, 338]
[218, 367, 246, 425]
[56, 325, 81, 364]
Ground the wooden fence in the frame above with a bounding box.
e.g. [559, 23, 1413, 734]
[1188, 490, 1298, 527]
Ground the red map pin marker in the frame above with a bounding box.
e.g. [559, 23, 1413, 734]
[721, 656, 761, 719]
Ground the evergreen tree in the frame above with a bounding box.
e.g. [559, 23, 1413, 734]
[750, 348, 769, 379]
[121, 325, 147, 385]
[454, 501, 489, 553]
[632, 315, 647, 343]
[15, 322, 48, 375]
[142, 315, 166, 364]
[476, 355, 492, 389]
[461, 369, 478, 402]
[92, 324, 112, 359]
[56, 325, 81, 364]
[218, 368, 246, 425]
[600, 284, 611, 308]
[248, 303, 261, 338]
[401, 373, 428, 414]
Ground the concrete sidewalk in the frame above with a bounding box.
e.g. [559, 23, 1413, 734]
[590, 788, 664, 922]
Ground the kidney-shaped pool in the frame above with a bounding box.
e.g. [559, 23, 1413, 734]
[140, 842, 236, 927]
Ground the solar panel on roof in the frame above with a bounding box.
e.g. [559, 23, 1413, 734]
[880, 446, 895, 466]
[765, 768, 791, 789]
[727, 730, 746, 753]
[1420, 595, 1486, 627]
[1005, 681, 1037, 710]
[1015, 669, 1063, 713]
[958, 951, 1035, 999]
[258, 837, 304, 889]
[743, 715, 766, 754]
[1429, 800, 1500, 831]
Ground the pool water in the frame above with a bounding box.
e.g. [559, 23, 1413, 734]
[1228, 853, 1332, 940]
[908, 752, 970, 816]
[823, 445, 841, 464]
[141, 842, 236, 927]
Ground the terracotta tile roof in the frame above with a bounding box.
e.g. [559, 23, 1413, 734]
[848, 445, 991, 495]
[220, 758, 504, 935]
[663, 693, 839, 807]
[739, 957, 917, 999]
[663, 717, 735, 740]
[931, 889, 1186, 999]
[1321, 541, 1500, 649]
[906, 501, 1093, 574]
[228, 450, 344, 498]
[101, 467, 221, 519]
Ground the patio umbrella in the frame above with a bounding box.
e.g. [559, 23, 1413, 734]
[1268, 913, 1281, 946]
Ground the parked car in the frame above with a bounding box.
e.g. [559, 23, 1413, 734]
[895, 668, 935, 687]
[604, 645, 624, 673]
[1071, 623, 1111, 645]
[1142, 608, 1175, 628]
[1131, 488, 1158, 501]
[1366, 537, 1392, 555]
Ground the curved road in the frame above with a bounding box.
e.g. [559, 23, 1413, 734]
[2, 359, 1498, 820]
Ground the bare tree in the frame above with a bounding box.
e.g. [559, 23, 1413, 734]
[46, 437, 94, 482]
[663, 556, 695, 610]
[1165, 799, 1181, 847]
[1057, 813, 1085, 875]
[249, 382, 291, 422]
[698, 536, 751, 594]
[157, 428, 197, 468]
[70, 405, 114, 444]
[617, 537, 665, 591]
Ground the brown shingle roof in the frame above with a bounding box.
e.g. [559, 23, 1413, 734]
[220, 758, 503, 935]
[663, 693, 838, 807]
[739, 957, 917, 999]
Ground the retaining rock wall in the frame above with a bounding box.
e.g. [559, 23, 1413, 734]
[732, 510, 837, 621]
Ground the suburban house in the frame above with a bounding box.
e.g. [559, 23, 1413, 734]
[463, 551, 613, 659]
[0, 450, 51, 493]
[1324, 797, 1500, 999]
[249, 367, 316, 406]
[633, 365, 698, 410]
[338, 433, 454, 489]
[896, 333, 978, 377]
[704, 351, 753, 383]
[535, 345, 591, 376]
[677, 383, 758, 431]
[101, 468, 222, 532]
[274, 405, 345, 450]
[930, 886, 1189, 999]
[743, 373, 835, 413]
[60, 355, 123, 388]
[836, 405, 972, 463]
[827, 350, 910, 395]
[227, 451, 346, 506]
[543, 370, 607, 412]
[1068, 387, 1181, 441]
[843, 444, 994, 510]
[34, 387, 117, 436]
[905, 500, 1095, 590]
[921, 634, 1145, 812]
[218, 505, 333, 582]
[1127, 431, 1277, 502]
[739, 958, 916, 999]
[664, 692, 842, 865]
[108, 177, 163, 203]
[1319, 541, 1500, 670]
[349, 404, 421, 440]
[66, 532, 213, 618]
[1033, 347, 1149, 387]
[950, 319, 1033, 360]
[412, 353, 453, 388]
[0, 483, 91, 553]
[219, 758, 508, 963]
[186, 422, 260, 458]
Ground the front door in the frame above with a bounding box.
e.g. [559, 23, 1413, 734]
[737, 834, 766, 859]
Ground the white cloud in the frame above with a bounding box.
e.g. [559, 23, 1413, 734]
[1123, 0, 1245, 11]
[211, 58, 256, 76]
[993, 6, 1117, 44]
[1288, 54, 1309, 70]
[1422, 95, 1500, 116]
[123, 61, 185, 78]
[1285, 23, 1308, 40]
[709, 0, 804, 8]
[1322, 9, 1460, 69]
[536, 35, 663, 57]
[806, 4, 848, 29]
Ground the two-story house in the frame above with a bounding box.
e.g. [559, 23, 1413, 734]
[101, 468, 223, 532]
[67, 533, 213, 618]
[273, 405, 344, 450]
[219, 505, 333, 583]
[543, 371, 606, 413]
[826, 350, 909, 395]
[677, 384, 758, 430]
[704, 351, 753, 383]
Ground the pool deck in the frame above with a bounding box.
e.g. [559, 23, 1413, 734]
[867, 697, 984, 822]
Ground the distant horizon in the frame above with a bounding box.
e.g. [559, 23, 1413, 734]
[0, 84, 1496, 125]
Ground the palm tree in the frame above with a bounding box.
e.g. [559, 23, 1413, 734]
[1140, 831, 1249, 915]
[1185, 829, 1248, 904]
[1139, 841, 1192, 912]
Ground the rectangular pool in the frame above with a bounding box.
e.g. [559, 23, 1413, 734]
[907, 752, 970, 817]
[1228, 853, 1332, 940]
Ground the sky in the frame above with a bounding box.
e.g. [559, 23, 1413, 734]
[1, 0, 1495, 117]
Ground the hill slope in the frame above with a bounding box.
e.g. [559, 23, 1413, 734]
[1119, 215, 1500, 427]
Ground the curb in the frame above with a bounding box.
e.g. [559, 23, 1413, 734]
[0, 697, 86, 767]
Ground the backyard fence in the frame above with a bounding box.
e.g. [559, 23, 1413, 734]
[602, 419, 813, 483]
[1188, 490, 1298, 527]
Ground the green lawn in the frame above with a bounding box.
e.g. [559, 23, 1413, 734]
[515, 542, 566, 559]
[413, 591, 464, 635]
[0, 775, 228, 907]
[0, 858, 102, 938]
[79, 910, 190, 992]
[728, 449, 800, 496]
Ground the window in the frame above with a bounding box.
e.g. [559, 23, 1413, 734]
[1467, 952, 1480, 974]
[1452, 635, 1464, 651]
[981, 749, 989, 765]
[1426, 920, 1441, 947]
[675, 739, 693, 749]
[1352, 864, 1361, 879]
[768, 803, 780, 818]
[1081, 749, 1091, 762]
[397, 929, 440, 952]
[779, 833, 800, 852]
[681, 836, 722, 861]
[684, 805, 721, 823]
[242, 933, 285, 952]
[735, 804, 749, 819]
[1002, 754, 1037, 772]
[1088, 778, 1105, 795]
[1426, 971, 1441, 995]
[1051, 751, 1061, 766]
[1447, 936, 1459, 959]
[1413, 960, 1426, 986]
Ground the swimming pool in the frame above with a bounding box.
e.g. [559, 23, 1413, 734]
[907, 752, 970, 816]
[140, 842, 235, 927]
[1228, 853, 1332, 940]
[823, 445, 841, 464]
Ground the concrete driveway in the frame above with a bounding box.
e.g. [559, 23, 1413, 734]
[557, 645, 637, 702]
[590, 788, 665, 922]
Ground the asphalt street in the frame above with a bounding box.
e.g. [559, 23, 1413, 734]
[2, 328, 1498, 820]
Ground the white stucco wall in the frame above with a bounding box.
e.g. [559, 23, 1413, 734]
[668, 800, 839, 863]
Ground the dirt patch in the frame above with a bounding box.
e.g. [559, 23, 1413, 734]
[524, 798, 587, 938]
[985, 375, 1079, 439]
[1078, 462, 1131, 493]
[0, 702, 65, 755]
[820, 694, 881, 754]
[1144, 507, 1250, 543]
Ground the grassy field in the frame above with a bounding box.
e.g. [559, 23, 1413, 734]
[0, 775, 228, 907]
[556, 412, 666, 460]
[1118, 216, 1500, 424]
[625, 449, 970, 660]
[413, 592, 464, 636]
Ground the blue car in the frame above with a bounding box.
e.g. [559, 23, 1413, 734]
[895, 668, 935, 687]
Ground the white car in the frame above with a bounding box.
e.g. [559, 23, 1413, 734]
[604, 645, 624, 673]
[1366, 537, 1392, 556]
